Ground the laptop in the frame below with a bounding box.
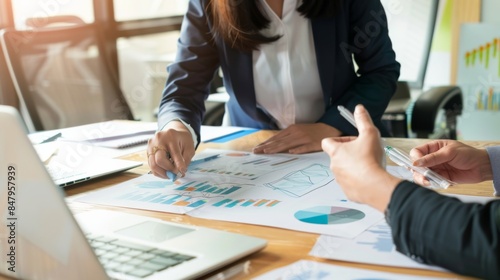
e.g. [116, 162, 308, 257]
[0, 105, 267, 280]
[39, 144, 143, 187]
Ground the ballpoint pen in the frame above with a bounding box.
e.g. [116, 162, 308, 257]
[40, 132, 62, 144]
[166, 154, 221, 181]
[338, 105, 357, 128]
[384, 146, 453, 189]
[337, 105, 453, 189]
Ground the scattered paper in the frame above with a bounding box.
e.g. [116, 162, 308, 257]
[253, 260, 451, 280]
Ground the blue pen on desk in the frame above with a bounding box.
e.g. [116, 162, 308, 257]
[166, 154, 220, 181]
[337, 105, 453, 189]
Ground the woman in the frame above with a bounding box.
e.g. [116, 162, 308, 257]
[148, 0, 400, 180]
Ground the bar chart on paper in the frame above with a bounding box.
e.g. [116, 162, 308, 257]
[174, 181, 242, 195]
[117, 191, 208, 208]
[356, 223, 394, 252]
[309, 220, 444, 271]
[212, 198, 281, 208]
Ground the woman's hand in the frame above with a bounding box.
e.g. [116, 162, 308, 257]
[147, 121, 195, 180]
[253, 123, 341, 154]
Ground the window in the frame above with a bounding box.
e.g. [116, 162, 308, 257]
[114, 0, 188, 21]
[12, 0, 94, 29]
[118, 32, 180, 121]
[0, 0, 184, 122]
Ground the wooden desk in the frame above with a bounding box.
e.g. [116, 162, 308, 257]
[66, 131, 499, 279]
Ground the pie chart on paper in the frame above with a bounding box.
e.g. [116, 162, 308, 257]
[294, 206, 365, 225]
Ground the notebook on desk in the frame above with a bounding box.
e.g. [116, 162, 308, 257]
[0, 105, 267, 280]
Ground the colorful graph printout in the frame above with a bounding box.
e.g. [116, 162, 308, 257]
[295, 206, 365, 225]
[75, 149, 385, 238]
[175, 181, 241, 195]
[117, 191, 208, 208]
[457, 24, 500, 140]
[265, 164, 332, 197]
[212, 198, 281, 208]
[309, 220, 444, 271]
[253, 260, 446, 280]
[187, 152, 302, 180]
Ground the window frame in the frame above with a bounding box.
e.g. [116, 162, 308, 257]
[0, 0, 183, 106]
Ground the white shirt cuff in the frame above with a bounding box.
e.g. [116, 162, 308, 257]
[486, 146, 500, 197]
[160, 118, 198, 148]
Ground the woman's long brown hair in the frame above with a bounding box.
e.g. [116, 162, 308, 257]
[207, 0, 341, 52]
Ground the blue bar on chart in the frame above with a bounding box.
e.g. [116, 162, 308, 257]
[175, 181, 241, 195]
[117, 191, 207, 208]
[475, 87, 500, 111]
[212, 198, 281, 208]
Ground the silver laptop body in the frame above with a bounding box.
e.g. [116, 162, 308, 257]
[0, 105, 266, 280]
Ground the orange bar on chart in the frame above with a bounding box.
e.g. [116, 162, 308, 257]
[266, 200, 281, 207]
[174, 200, 191, 206]
[255, 199, 269, 207]
[494, 38, 498, 57]
[488, 88, 494, 110]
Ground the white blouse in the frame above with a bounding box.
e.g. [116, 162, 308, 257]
[252, 0, 324, 129]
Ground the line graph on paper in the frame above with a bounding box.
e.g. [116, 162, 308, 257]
[187, 152, 302, 180]
[263, 164, 333, 197]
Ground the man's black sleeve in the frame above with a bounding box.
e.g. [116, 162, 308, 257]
[388, 181, 500, 279]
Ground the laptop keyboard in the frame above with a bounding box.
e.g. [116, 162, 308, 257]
[87, 234, 196, 278]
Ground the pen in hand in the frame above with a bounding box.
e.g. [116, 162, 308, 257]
[338, 105, 357, 128]
[166, 154, 220, 181]
[384, 146, 453, 189]
[337, 105, 453, 189]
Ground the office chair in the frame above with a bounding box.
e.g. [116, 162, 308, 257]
[382, 82, 412, 138]
[410, 85, 463, 139]
[383, 82, 463, 139]
[0, 19, 134, 131]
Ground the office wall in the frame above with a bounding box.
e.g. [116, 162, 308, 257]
[482, 0, 500, 24]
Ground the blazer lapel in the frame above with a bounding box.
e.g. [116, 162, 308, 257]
[311, 18, 336, 106]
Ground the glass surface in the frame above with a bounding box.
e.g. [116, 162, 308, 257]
[114, 0, 188, 21]
[12, 1, 94, 29]
[117, 32, 180, 121]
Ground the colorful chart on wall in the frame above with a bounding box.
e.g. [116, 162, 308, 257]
[457, 23, 500, 140]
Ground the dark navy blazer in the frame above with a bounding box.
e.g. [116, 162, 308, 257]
[158, 0, 400, 144]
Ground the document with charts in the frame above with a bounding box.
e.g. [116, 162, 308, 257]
[74, 149, 384, 238]
[253, 260, 448, 280]
[309, 193, 496, 270]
